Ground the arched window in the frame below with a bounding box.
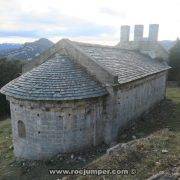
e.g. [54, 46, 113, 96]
[17, 120, 26, 138]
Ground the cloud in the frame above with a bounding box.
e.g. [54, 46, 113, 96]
[46, 25, 115, 38]
[0, 0, 179, 43]
[0, 30, 40, 38]
[99, 7, 127, 18]
[0, 6, 117, 39]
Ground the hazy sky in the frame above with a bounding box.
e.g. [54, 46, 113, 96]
[0, 0, 179, 45]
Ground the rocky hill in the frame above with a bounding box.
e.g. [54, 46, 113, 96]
[0, 38, 54, 61]
[160, 40, 175, 51]
[0, 43, 23, 57]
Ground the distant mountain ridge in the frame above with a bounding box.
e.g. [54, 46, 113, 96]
[0, 38, 175, 60]
[0, 38, 54, 61]
[0, 43, 22, 51]
[0, 43, 23, 56]
[160, 40, 176, 51]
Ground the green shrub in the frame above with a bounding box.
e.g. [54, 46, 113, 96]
[0, 58, 22, 118]
[168, 38, 180, 85]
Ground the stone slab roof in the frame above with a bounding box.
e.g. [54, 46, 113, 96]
[0, 54, 107, 101]
[73, 41, 170, 84]
[1, 39, 170, 101]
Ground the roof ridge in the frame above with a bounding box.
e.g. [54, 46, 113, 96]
[59, 39, 119, 86]
[66, 39, 118, 74]
[71, 40, 115, 48]
[22, 42, 58, 73]
[72, 40, 137, 51]
[72, 40, 157, 58]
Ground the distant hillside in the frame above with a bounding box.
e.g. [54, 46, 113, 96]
[160, 40, 176, 51]
[1, 38, 54, 61]
[1, 39, 175, 60]
[0, 43, 23, 56]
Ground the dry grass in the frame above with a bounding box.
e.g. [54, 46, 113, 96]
[75, 129, 179, 180]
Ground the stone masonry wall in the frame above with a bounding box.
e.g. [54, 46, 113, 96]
[116, 71, 167, 131]
[8, 71, 168, 159]
[104, 71, 167, 142]
[9, 97, 106, 160]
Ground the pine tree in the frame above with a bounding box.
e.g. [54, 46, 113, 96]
[0, 58, 22, 118]
[169, 38, 180, 84]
